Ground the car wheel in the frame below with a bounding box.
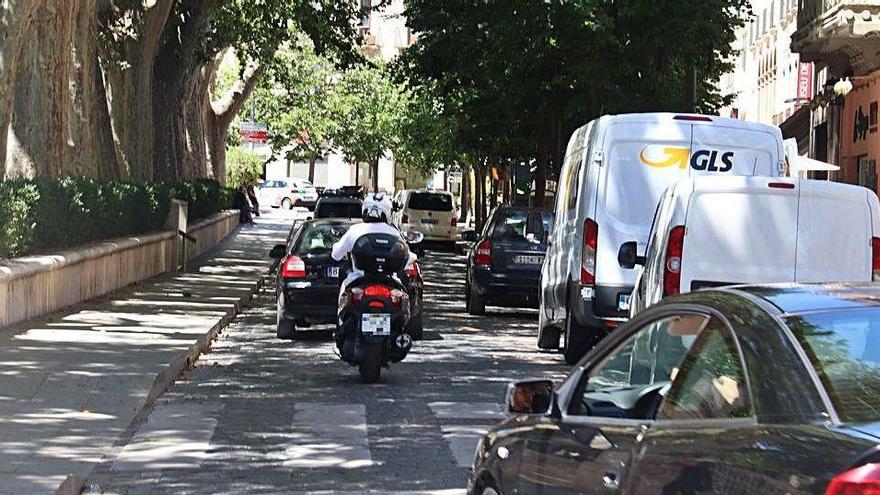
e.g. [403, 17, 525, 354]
[407, 310, 424, 340]
[281, 198, 292, 210]
[466, 281, 486, 316]
[276, 293, 296, 339]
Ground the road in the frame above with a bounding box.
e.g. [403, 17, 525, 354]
[87, 246, 569, 494]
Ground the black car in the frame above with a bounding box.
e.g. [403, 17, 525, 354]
[313, 196, 362, 219]
[269, 219, 424, 339]
[470, 283, 880, 495]
[463, 207, 553, 315]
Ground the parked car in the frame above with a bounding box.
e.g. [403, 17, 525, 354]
[462, 206, 553, 315]
[625, 176, 880, 315]
[314, 196, 363, 219]
[269, 218, 424, 339]
[258, 177, 319, 210]
[471, 283, 880, 495]
[539, 112, 786, 364]
[393, 189, 458, 249]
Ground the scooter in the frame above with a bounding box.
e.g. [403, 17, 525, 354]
[336, 232, 423, 383]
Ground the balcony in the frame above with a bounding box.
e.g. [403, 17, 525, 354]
[792, 0, 880, 76]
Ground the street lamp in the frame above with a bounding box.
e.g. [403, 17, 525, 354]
[834, 77, 854, 97]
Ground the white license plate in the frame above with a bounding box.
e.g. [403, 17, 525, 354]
[326, 267, 339, 278]
[421, 218, 438, 224]
[514, 255, 544, 264]
[361, 313, 391, 336]
[618, 294, 632, 311]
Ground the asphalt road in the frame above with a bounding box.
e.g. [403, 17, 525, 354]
[88, 248, 569, 494]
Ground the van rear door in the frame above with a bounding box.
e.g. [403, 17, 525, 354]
[690, 123, 781, 177]
[680, 177, 799, 291]
[795, 180, 873, 283]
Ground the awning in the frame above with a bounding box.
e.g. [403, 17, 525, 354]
[789, 154, 840, 176]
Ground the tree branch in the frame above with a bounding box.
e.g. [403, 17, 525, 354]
[211, 61, 264, 128]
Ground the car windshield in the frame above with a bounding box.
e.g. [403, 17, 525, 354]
[295, 223, 351, 255]
[408, 193, 453, 211]
[315, 201, 362, 219]
[491, 210, 554, 241]
[786, 309, 880, 423]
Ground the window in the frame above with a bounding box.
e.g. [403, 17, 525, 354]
[570, 314, 711, 419]
[787, 309, 880, 423]
[295, 223, 350, 255]
[490, 210, 554, 242]
[407, 193, 453, 212]
[657, 321, 751, 420]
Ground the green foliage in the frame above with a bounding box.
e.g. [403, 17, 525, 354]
[0, 178, 232, 259]
[226, 147, 266, 186]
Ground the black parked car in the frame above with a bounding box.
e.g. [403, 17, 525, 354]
[470, 283, 880, 495]
[269, 219, 424, 339]
[463, 207, 553, 315]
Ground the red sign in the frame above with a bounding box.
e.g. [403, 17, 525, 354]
[240, 122, 268, 144]
[797, 62, 814, 101]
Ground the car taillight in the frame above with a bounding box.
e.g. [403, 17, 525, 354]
[825, 463, 880, 495]
[474, 239, 492, 266]
[664, 226, 685, 296]
[282, 255, 307, 278]
[581, 219, 598, 285]
[873, 237, 880, 282]
[364, 285, 392, 298]
[406, 261, 421, 278]
[451, 217, 457, 227]
[402, 213, 409, 224]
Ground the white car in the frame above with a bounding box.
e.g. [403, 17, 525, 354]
[392, 190, 458, 247]
[257, 178, 319, 210]
[538, 112, 786, 364]
[627, 175, 880, 315]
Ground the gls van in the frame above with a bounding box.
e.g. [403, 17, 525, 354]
[625, 176, 880, 315]
[538, 113, 785, 364]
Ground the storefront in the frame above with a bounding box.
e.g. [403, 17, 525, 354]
[840, 71, 880, 192]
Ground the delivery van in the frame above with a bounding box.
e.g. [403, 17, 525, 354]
[625, 176, 880, 315]
[538, 113, 785, 364]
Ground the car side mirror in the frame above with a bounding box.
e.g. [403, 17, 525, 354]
[505, 379, 554, 415]
[269, 244, 287, 259]
[618, 241, 646, 269]
[460, 230, 480, 243]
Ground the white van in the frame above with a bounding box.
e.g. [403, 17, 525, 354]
[538, 113, 785, 364]
[393, 190, 458, 248]
[626, 176, 880, 314]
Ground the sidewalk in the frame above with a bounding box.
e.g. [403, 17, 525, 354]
[0, 211, 291, 493]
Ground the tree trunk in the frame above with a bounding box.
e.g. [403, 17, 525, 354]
[459, 165, 471, 225]
[502, 165, 510, 205]
[0, 0, 40, 177]
[206, 59, 263, 184]
[371, 158, 379, 193]
[308, 154, 317, 183]
[474, 161, 487, 230]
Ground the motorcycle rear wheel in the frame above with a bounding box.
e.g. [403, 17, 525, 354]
[359, 342, 382, 383]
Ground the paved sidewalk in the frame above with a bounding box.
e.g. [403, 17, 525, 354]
[0, 211, 292, 493]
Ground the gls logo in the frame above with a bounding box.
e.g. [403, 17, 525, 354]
[639, 146, 734, 172]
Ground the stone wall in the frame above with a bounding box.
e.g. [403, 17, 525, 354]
[0, 210, 239, 328]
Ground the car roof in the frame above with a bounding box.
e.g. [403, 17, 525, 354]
[300, 218, 359, 228]
[494, 205, 552, 214]
[406, 189, 453, 195]
[317, 197, 361, 203]
[703, 283, 880, 316]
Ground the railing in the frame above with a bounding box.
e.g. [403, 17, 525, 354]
[798, 0, 845, 29]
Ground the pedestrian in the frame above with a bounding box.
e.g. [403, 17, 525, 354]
[246, 184, 260, 217]
[232, 186, 253, 224]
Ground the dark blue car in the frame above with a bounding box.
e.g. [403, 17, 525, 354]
[464, 207, 553, 315]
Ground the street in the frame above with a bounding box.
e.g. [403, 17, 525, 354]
[87, 246, 568, 494]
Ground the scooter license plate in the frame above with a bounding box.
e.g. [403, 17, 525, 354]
[361, 313, 391, 336]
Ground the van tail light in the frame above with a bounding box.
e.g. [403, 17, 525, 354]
[402, 213, 409, 224]
[768, 182, 796, 189]
[474, 239, 492, 266]
[825, 463, 880, 495]
[282, 255, 307, 278]
[674, 115, 713, 122]
[581, 219, 598, 285]
[872, 237, 880, 282]
[663, 226, 685, 296]
[406, 261, 421, 278]
[451, 216, 457, 227]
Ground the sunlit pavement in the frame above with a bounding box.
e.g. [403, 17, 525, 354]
[86, 246, 569, 494]
[0, 208, 301, 494]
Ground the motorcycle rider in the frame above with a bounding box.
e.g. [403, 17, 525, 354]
[331, 193, 416, 343]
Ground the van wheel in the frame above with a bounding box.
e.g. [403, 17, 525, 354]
[537, 307, 561, 350]
[466, 282, 486, 316]
[562, 310, 591, 365]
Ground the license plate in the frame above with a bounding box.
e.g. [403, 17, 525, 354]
[421, 218, 438, 224]
[618, 294, 632, 311]
[514, 255, 544, 264]
[326, 266, 339, 278]
[361, 313, 391, 336]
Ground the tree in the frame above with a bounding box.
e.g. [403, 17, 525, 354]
[330, 65, 408, 193]
[225, 147, 265, 186]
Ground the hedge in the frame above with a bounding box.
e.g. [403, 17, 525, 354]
[0, 177, 233, 259]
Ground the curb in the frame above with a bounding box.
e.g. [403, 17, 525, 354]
[58, 255, 272, 493]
